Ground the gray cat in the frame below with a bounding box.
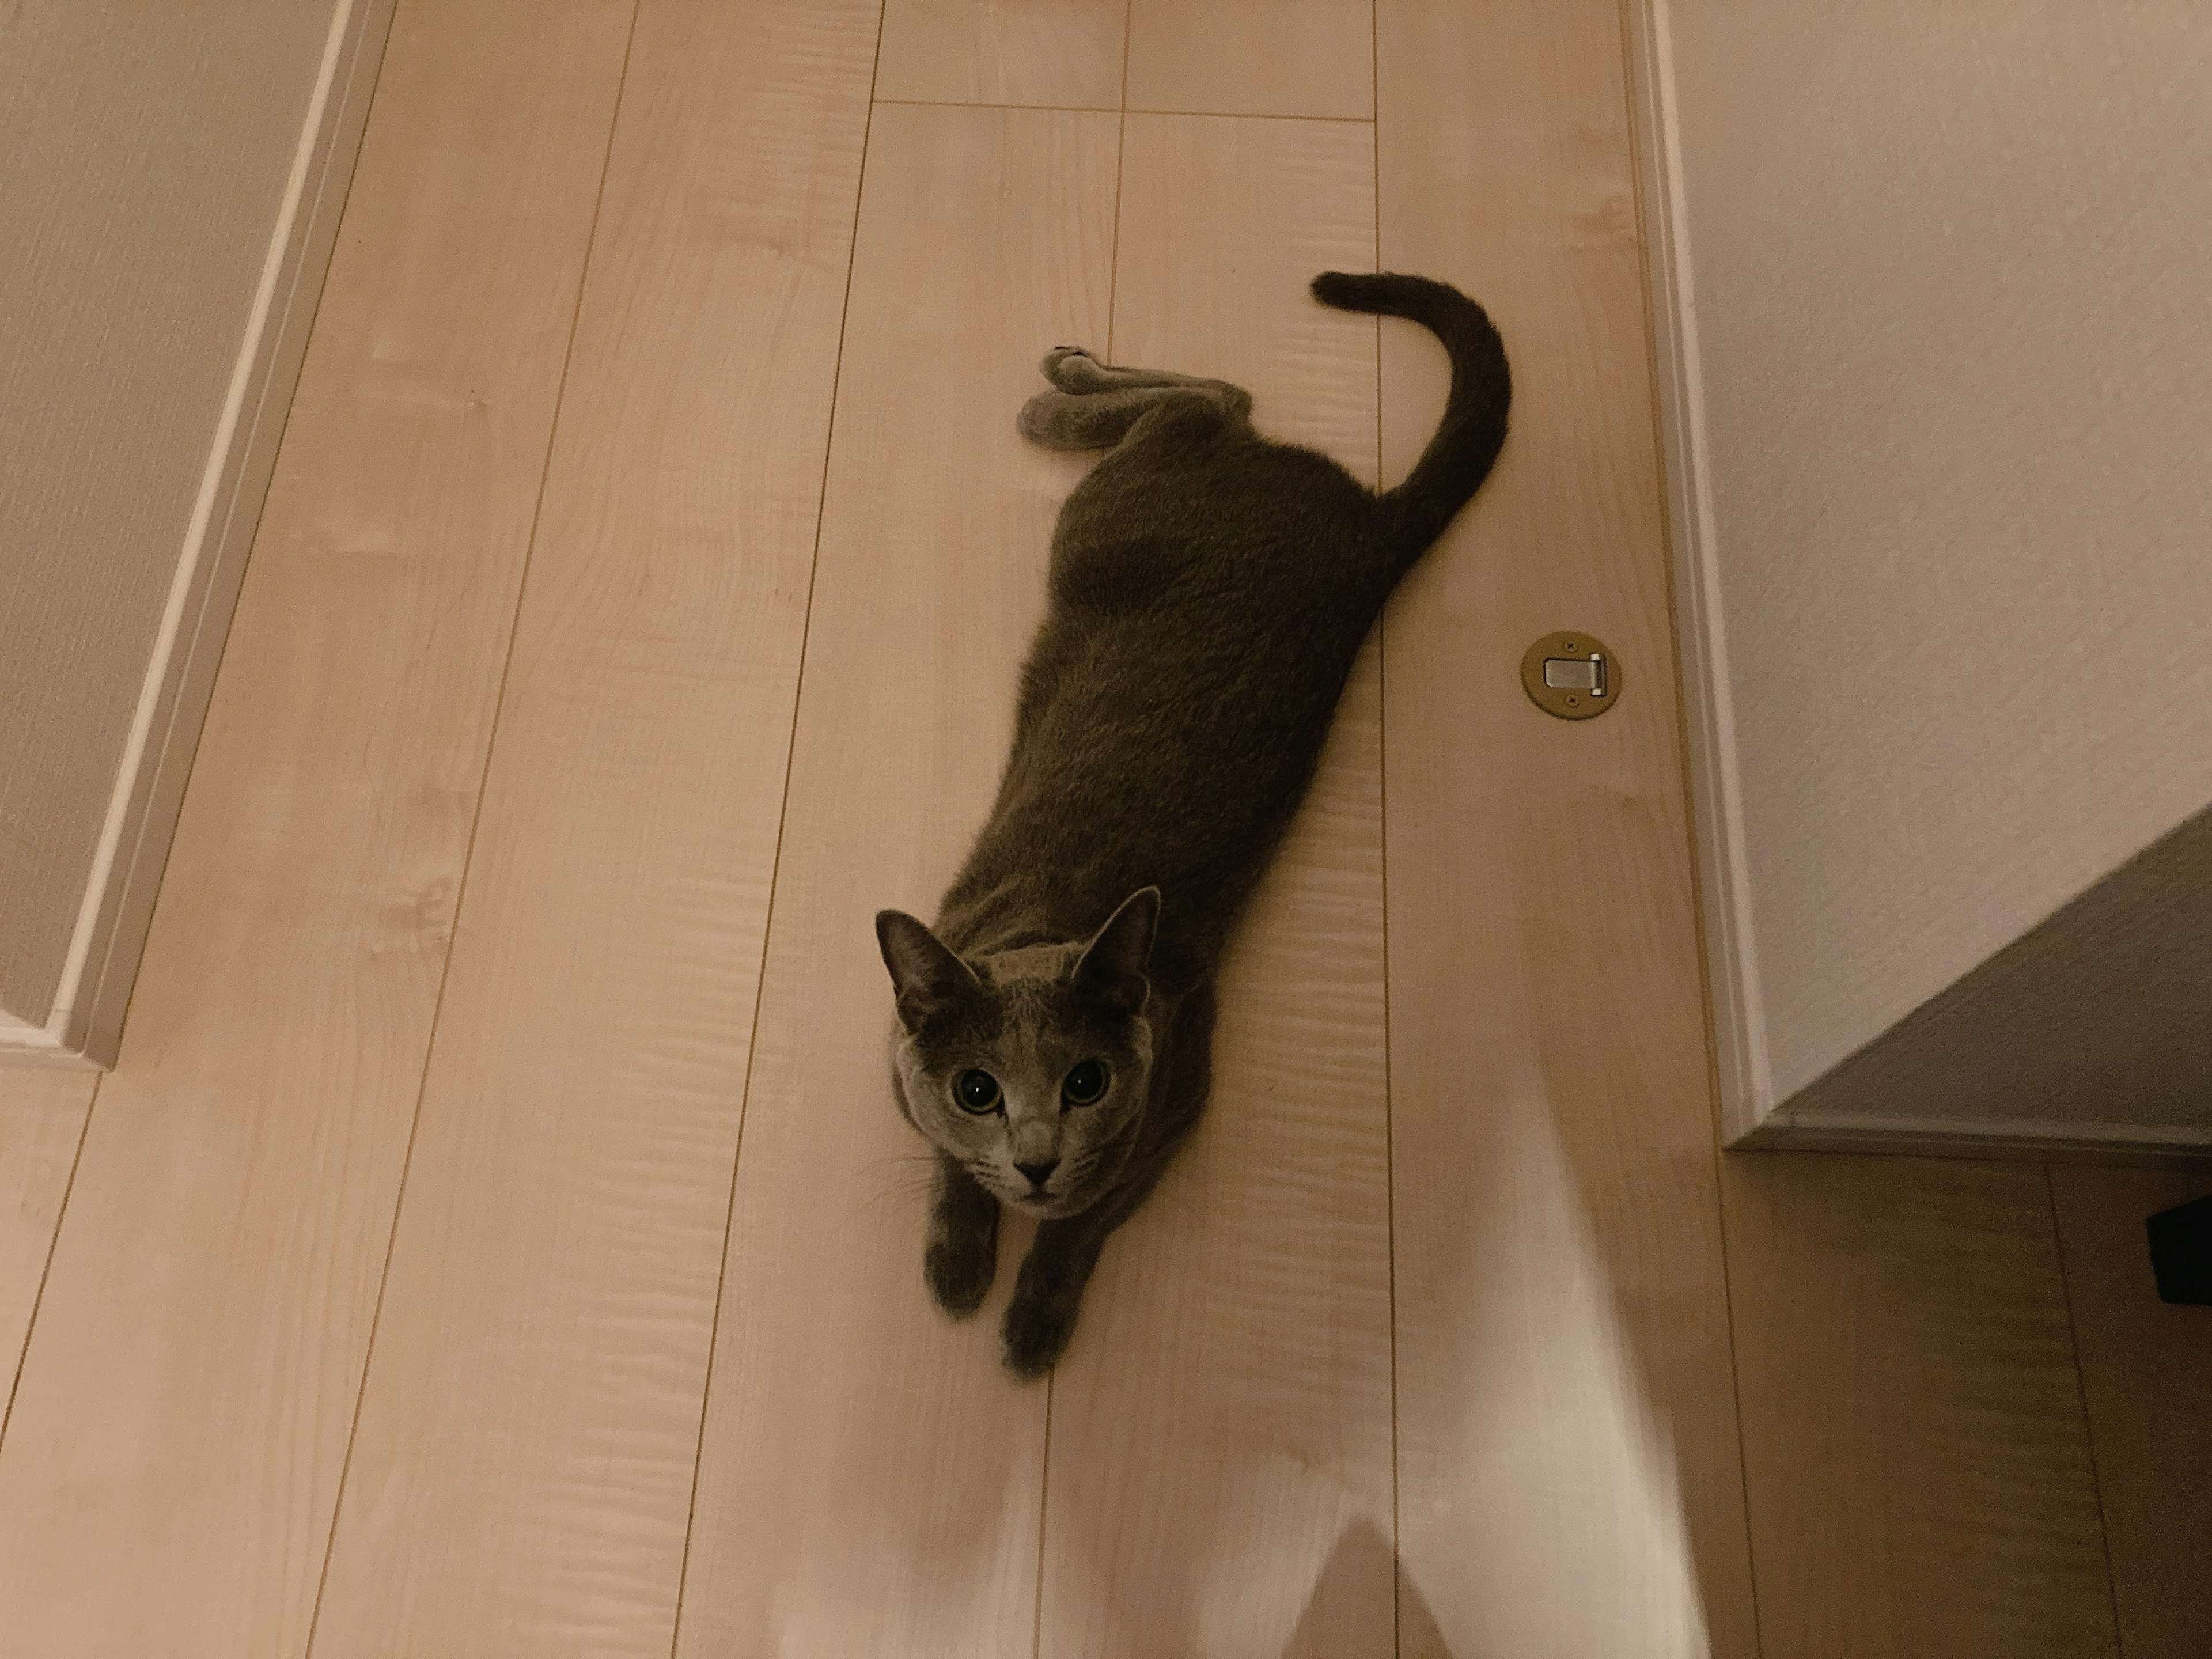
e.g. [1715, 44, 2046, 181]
[874, 272, 1509, 1377]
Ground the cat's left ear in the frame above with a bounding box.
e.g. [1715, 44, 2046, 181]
[1072, 887, 1160, 1016]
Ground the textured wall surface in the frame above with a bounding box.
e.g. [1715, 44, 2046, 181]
[1666, 0, 2212, 1109]
[0, 1, 341, 1022]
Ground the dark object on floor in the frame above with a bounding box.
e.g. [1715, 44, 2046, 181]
[2147, 1192, 2212, 1305]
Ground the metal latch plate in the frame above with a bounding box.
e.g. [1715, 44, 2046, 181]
[1520, 631, 1620, 720]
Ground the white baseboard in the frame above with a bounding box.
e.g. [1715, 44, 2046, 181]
[1622, 0, 1775, 1146]
[1739, 1108, 2212, 1165]
[0, 1009, 98, 1073]
[0, 0, 395, 1069]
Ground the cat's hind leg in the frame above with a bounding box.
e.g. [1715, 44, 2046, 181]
[1019, 347, 1252, 449]
[1039, 347, 1248, 410]
[1039, 347, 1252, 418]
[1018, 384, 1189, 450]
[1019, 369, 1252, 450]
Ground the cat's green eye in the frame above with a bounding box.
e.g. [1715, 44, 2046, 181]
[1062, 1060, 1108, 1105]
[956, 1069, 1002, 1114]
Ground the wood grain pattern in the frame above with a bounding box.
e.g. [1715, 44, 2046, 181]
[308, 3, 879, 1653]
[1126, 0, 1372, 120]
[877, 0, 1127, 108]
[0, 5, 634, 1654]
[1111, 113, 1378, 480]
[1374, 1, 1758, 1653]
[671, 103, 1118, 1658]
[0, 1065, 94, 1426]
[1728, 1154, 2119, 1658]
[2051, 1163, 2212, 1659]
[1037, 111, 1391, 1659]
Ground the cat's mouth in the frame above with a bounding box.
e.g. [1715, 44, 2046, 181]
[1008, 1185, 1086, 1219]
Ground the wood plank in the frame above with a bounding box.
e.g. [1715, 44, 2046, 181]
[1036, 111, 1393, 1659]
[307, 3, 879, 1653]
[1126, 0, 1372, 120]
[0, 1065, 94, 1427]
[2051, 1162, 2212, 1659]
[1728, 1154, 2119, 1657]
[671, 103, 1118, 1657]
[0, 5, 634, 1654]
[877, 0, 1127, 108]
[1374, 1, 1759, 1653]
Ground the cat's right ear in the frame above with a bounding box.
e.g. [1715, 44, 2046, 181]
[875, 910, 980, 1031]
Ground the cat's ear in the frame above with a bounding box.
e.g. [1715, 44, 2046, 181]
[1072, 887, 1160, 1016]
[875, 910, 980, 1030]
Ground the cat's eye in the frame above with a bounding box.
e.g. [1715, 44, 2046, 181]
[1062, 1060, 1108, 1105]
[956, 1069, 1002, 1114]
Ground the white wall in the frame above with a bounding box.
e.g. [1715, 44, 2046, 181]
[1636, 0, 2212, 1147]
[0, 0, 391, 1058]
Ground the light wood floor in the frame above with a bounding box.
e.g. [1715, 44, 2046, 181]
[1, 2, 2206, 1655]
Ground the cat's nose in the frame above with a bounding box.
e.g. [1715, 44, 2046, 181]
[1015, 1157, 1060, 1189]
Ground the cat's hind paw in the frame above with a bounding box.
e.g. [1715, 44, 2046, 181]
[1041, 346, 1113, 394]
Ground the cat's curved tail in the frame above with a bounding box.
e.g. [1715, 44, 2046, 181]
[1311, 271, 1510, 569]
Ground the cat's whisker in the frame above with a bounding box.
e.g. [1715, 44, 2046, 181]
[847, 1179, 942, 1232]
[859, 1168, 940, 1207]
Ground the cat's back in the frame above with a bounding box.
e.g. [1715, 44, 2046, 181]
[950, 426, 1391, 968]
[1048, 426, 1380, 624]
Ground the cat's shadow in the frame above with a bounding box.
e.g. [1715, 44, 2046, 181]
[1278, 1517, 1453, 1659]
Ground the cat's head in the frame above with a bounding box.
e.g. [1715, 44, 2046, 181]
[873, 889, 1160, 1219]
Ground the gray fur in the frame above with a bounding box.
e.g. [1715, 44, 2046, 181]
[876, 272, 1510, 1377]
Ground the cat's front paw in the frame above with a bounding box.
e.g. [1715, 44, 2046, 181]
[924, 1158, 999, 1319]
[1000, 1289, 1079, 1379]
[926, 1227, 996, 1319]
